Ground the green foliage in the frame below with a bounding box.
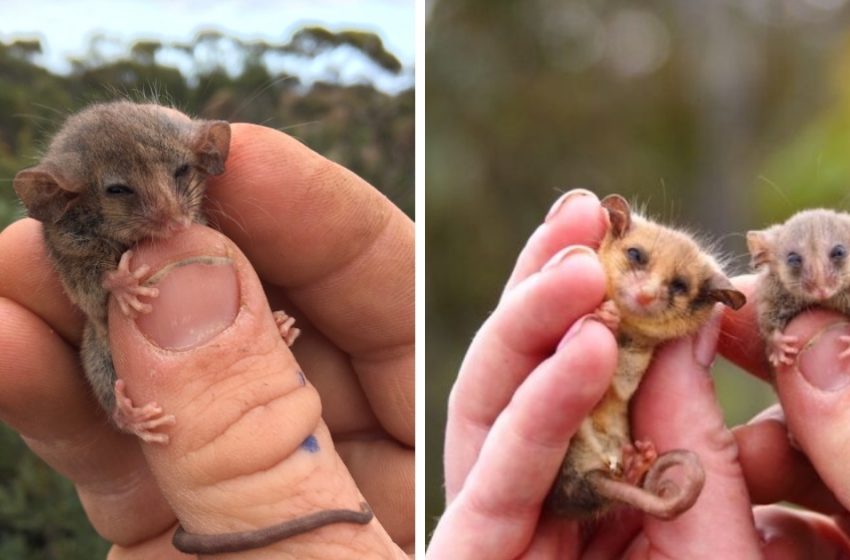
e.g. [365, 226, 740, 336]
[0, 26, 412, 557]
[0, 424, 110, 558]
[287, 27, 403, 73]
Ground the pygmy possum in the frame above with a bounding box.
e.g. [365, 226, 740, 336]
[546, 194, 746, 520]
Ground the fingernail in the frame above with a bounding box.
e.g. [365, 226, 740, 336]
[541, 245, 597, 272]
[693, 309, 723, 368]
[796, 322, 850, 392]
[545, 188, 596, 222]
[557, 314, 599, 351]
[136, 256, 239, 350]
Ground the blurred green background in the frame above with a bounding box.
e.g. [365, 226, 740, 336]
[426, 0, 850, 542]
[0, 27, 412, 559]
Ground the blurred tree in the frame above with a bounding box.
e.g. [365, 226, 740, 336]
[284, 27, 403, 73]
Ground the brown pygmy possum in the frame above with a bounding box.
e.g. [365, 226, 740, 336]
[12, 101, 301, 444]
[747, 209, 850, 369]
[547, 194, 746, 520]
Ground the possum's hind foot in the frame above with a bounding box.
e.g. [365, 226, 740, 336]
[622, 440, 658, 485]
[113, 379, 176, 444]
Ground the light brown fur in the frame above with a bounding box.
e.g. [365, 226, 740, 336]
[547, 194, 745, 519]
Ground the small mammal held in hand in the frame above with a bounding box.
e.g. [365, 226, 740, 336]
[13, 101, 300, 443]
[748, 209, 850, 368]
[547, 194, 746, 520]
[172, 501, 374, 554]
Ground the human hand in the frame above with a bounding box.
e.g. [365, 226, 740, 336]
[720, 277, 850, 556]
[428, 189, 762, 558]
[0, 124, 413, 558]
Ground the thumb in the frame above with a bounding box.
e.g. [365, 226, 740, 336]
[628, 312, 761, 558]
[772, 308, 850, 510]
[108, 224, 400, 558]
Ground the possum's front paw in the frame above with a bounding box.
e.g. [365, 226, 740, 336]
[767, 330, 800, 367]
[113, 379, 176, 444]
[272, 310, 301, 347]
[593, 300, 620, 332]
[102, 250, 159, 317]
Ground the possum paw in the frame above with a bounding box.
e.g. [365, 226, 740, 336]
[273, 310, 301, 347]
[593, 300, 620, 332]
[102, 250, 159, 317]
[767, 331, 800, 367]
[623, 440, 658, 484]
[112, 380, 175, 444]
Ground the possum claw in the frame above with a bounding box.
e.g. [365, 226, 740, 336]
[623, 440, 658, 484]
[593, 300, 620, 332]
[273, 310, 301, 347]
[767, 332, 800, 368]
[113, 380, 175, 444]
[103, 250, 159, 318]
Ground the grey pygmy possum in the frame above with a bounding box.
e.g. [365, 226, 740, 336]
[547, 194, 746, 520]
[13, 101, 373, 554]
[13, 101, 300, 444]
[748, 209, 850, 369]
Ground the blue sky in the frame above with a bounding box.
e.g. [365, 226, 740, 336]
[0, 0, 414, 92]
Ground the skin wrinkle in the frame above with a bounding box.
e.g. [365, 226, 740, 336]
[350, 350, 414, 442]
[282, 194, 392, 293]
[179, 384, 322, 487]
[283, 212, 410, 354]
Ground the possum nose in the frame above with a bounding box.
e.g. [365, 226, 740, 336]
[636, 288, 656, 307]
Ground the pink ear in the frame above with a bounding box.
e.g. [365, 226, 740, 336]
[13, 166, 81, 224]
[746, 230, 772, 269]
[601, 194, 632, 238]
[193, 121, 231, 175]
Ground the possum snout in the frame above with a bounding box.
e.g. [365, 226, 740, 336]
[801, 262, 840, 300]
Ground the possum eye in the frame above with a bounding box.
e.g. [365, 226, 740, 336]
[669, 277, 689, 296]
[830, 244, 847, 263]
[174, 163, 191, 179]
[626, 247, 647, 266]
[105, 184, 135, 196]
[786, 252, 803, 269]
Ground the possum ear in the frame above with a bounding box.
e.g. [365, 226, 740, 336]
[707, 273, 746, 310]
[746, 230, 773, 269]
[13, 165, 82, 224]
[192, 120, 231, 176]
[601, 194, 631, 238]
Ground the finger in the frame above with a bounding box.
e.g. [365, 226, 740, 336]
[629, 313, 762, 558]
[206, 123, 413, 446]
[770, 309, 850, 511]
[733, 405, 845, 515]
[428, 319, 617, 558]
[444, 248, 607, 499]
[0, 297, 174, 545]
[503, 188, 608, 293]
[208, 124, 413, 548]
[0, 218, 83, 344]
[717, 274, 770, 380]
[109, 224, 401, 557]
[755, 506, 850, 559]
